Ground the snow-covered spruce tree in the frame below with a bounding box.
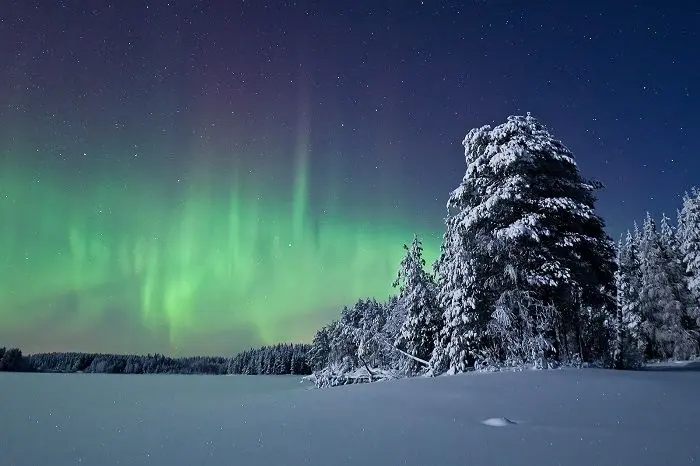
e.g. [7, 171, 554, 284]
[430, 226, 479, 374]
[382, 294, 404, 345]
[613, 231, 644, 368]
[638, 213, 698, 360]
[380, 294, 408, 371]
[307, 324, 333, 372]
[307, 298, 399, 387]
[308, 318, 358, 386]
[678, 188, 700, 305]
[352, 298, 392, 369]
[330, 308, 361, 370]
[391, 235, 442, 375]
[431, 114, 617, 374]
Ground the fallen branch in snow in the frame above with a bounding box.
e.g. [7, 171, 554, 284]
[303, 365, 400, 388]
[391, 345, 430, 367]
[366, 329, 430, 368]
[337, 321, 431, 369]
[305, 322, 432, 389]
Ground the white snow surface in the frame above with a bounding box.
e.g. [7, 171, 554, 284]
[1, 367, 699, 465]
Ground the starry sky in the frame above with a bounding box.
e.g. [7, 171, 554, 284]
[1, 1, 698, 356]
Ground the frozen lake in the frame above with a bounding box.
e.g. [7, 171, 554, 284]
[1, 367, 699, 465]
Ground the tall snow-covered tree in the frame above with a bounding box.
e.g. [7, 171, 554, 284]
[313, 299, 389, 373]
[638, 213, 697, 360]
[392, 235, 442, 375]
[660, 212, 697, 328]
[307, 325, 333, 371]
[613, 231, 644, 368]
[353, 298, 391, 369]
[431, 114, 617, 374]
[382, 294, 404, 344]
[430, 224, 480, 374]
[678, 188, 700, 304]
[660, 214, 680, 252]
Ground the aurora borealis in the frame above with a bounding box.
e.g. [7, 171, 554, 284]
[0, 158, 439, 355]
[1, 1, 698, 355]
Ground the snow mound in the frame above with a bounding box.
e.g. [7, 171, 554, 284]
[481, 417, 518, 427]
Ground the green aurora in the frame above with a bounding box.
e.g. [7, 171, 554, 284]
[0, 156, 441, 356]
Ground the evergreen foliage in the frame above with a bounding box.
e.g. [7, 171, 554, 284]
[307, 115, 700, 386]
[392, 235, 442, 375]
[635, 213, 698, 360]
[8, 115, 699, 385]
[0, 347, 27, 371]
[678, 189, 700, 303]
[613, 231, 644, 368]
[0, 344, 311, 375]
[431, 114, 616, 373]
[227, 343, 311, 375]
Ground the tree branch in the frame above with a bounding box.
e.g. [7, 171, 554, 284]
[391, 345, 430, 367]
[358, 354, 375, 381]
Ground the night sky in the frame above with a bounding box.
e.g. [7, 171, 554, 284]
[1, 1, 698, 356]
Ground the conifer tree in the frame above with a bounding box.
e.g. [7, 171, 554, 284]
[431, 114, 616, 374]
[382, 294, 404, 346]
[392, 235, 442, 375]
[613, 231, 644, 368]
[307, 325, 333, 372]
[678, 189, 700, 304]
[0, 348, 25, 371]
[638, 213, 697, 359]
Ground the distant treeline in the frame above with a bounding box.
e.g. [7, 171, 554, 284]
[0, 343, 312, 375]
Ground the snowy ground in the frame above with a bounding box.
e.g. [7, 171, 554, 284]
[1, 366, 699, 466]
